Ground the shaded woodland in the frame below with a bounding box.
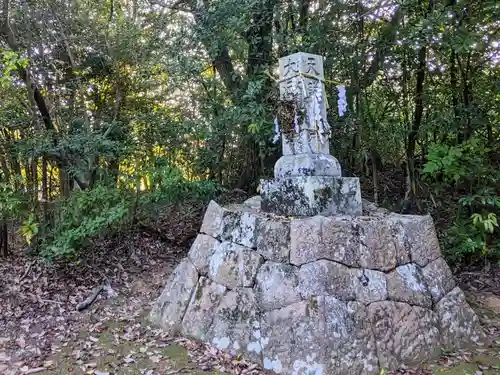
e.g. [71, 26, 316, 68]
[0, 0, 498, 265]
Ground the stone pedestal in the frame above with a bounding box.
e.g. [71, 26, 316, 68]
[150, 198, 487, 375]
[260, 176, 361, 217]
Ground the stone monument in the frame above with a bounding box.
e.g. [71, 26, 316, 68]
[150, 53, 487, 375]
[261, 52, 361, 217]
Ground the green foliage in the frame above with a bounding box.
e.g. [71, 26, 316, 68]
[423, 139, 500, 263]
[41, 185, 132, 260]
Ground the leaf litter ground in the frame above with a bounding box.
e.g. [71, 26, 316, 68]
[1, 199, 499, 375]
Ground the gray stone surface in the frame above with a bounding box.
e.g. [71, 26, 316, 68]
[208, 288, 261, 361]
[188, 234, 220, 275]
[353, 269, 388, 304]
[153, 199, 484, 375]
[388, 214, 441, 267]
[386, 264, 432, 308]
[208, 241, 263, 289]
[255, 261, 301, 311]
[150, 259, 199, 332]
[435, 287, 488, 348]
[282, 130, 330, 156]
[260, 299, 326, 375]
[274, 153, 342, 178]
[357, 217, 411, 271]
[200, 200, 259, 248]
[260, 176, 362, 217]
[182, 277, 227, 341]
[369, 301, 441, 370]
[421, 257, 455, 303]
[298, 259, 355, 300]
[324, 298, 379, 375]
[255, 217, 291, 262]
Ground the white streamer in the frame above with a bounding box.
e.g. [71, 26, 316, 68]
[337, 85, 347, 117]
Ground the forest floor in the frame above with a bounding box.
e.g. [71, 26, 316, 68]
[1, 199, 500, 375]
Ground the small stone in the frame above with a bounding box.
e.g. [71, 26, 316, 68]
[255, 261, 301, 311]
[386, 264, 432, 308]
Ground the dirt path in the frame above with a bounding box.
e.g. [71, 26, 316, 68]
[1, 233, 499, 375]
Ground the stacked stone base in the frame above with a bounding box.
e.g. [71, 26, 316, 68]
[260, 176, 362, 217]
[150, 198, 487, 375]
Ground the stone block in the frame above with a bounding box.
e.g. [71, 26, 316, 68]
[357, 217, 410, 271]
[435, 287, 488, 349]
[289, 216, 323, 266]
[421, 257, 455, 303]
[208, 241, 263, 289]
[182, 277, 227, 341]
[388, 214, 441, 267]
[187, 234, 220, 275]
[386, 264, 432, 308]
[255, 261, 301, 311]
[255, 217, 291, 262]
[353, 269, 388, 304]
[208, 288, 261, 361]
[150, 259, 199, 332]
[324, 299, 379, 375]
[260, 176, 362, 217]
[274, 153, 342, 178]
[260, 299, 326, 375]
[297, 260, 355, 300]
[369, 301, 441, 370]
[200, 200, 258, 248]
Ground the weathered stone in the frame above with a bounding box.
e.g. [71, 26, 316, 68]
[200, 200, 258, 248]
[208, 288, 261, 361]
[255, 217, 291, 262]
[386, 264, 432, 308]
[260, 299, 326, 375]
[353, 269, 388, 304]
[182, 277, 227, 341]
[369, 301, 441, 370]
[243, 196, 262, 211]
[208, 241, 263, 289]
[388, 214, 441, 267]
[435, 287, 488, 349]
[274, 153, 342, 178]
[290, 216, 323, 266]
[282, 130, 330, 156]
[421, 257, 455, 303]
[324, 298, 379, 375]
[187, 234, 220, 275]
[357, 217, 410, 271]
[321, 216, 358, 266]
[150, 259, 199, 332]
[260, 176, 362, 217]
[297, 260, 355, 300]
[255, 261, 301, 311]
[200, 200, 227, 238]
[362, 198, 389, 217]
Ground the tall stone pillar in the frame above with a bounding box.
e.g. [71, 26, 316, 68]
[260, 52, 362, 216]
